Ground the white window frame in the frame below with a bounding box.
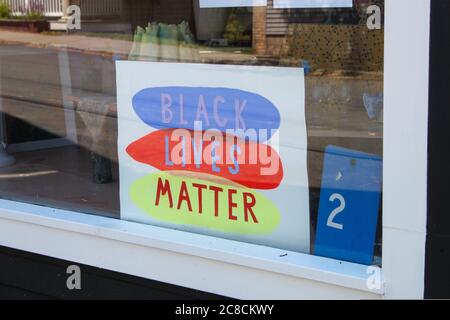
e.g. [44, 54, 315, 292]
[0, 0, 429, 299]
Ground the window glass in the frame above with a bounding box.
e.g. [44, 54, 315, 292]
[0, 0, 383, 266]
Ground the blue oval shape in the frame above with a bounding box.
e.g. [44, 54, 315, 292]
[132, 87, 280, 141]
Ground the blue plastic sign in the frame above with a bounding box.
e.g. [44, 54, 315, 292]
[314, 146, 382, 265]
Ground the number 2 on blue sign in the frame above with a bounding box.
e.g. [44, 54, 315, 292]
[327, 193, 345, 230]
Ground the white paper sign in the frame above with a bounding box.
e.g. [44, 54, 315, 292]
[200, 0, 267, 8]
[116, 61, 310, 253]
[274, 0, 353, 8]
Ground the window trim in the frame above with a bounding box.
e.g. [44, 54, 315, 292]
[0, 0, 430, 299]
[0, 198, 383, 299]
[382, 0, 430, 299]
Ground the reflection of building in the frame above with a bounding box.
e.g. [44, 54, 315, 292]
[1, 0, 195, 28]
[0, 0, 195, 33]
[122, 0, 195, 31]
[69, 0, 195, 28]
[0, 0, 123, 19]
[252, 0, 384, 72]
[0, 0, 384, 70]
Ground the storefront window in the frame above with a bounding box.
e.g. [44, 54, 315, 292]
[0, 0, 383, 266]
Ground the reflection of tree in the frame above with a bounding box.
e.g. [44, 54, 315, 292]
[224, 8, 250, 44]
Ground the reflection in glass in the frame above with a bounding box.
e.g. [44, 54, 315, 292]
[0, 0, 384, 265]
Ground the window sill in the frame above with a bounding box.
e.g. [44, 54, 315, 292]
[0, 199, 384, 299]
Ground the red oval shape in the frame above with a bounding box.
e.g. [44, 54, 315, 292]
[126, 129, 283, 190]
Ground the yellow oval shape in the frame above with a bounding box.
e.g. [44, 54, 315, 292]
[130, 172, 281, 235]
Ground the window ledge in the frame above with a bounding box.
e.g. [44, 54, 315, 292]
[0, 199, 384, 299]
